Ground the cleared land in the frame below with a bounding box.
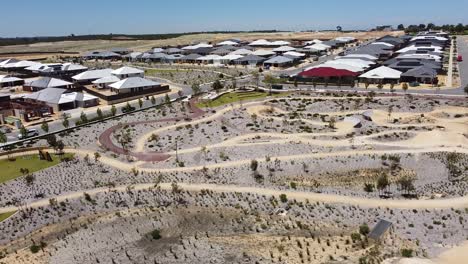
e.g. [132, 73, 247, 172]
[0, 31, 403, 55]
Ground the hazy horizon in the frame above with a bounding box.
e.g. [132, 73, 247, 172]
[1, 0, 467, 38]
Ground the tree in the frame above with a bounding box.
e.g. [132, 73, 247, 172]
[397, 24, 405, 31]
[464, 84, 468, 95]
[0, 130, 7, 147]
[94, 152, 101, 163]
[164, 93, 171, 104]
[397, 176, 415, 196]
[56, 140, 64, 158]
[62, 115, 70, 128]
[191, 83, 201, 95]
[376, 173, 390, 195]
[111, 105, 117, 116]
[455, 23, 465, 33]
[19, 126, 28, 139]
[359, 224, 370, 236]
[263, 74, 277, 95]
[138, 98, 143, 108]
[151, 229, 162, 240]
[96, 108, 103, 119]
[250, 159, 259, 171]
[41, 121, 49, 133]
[402, 82, 409, 93]
[150, 96, 156, 105]
[328, 117, 336, 129]
[46, 135, 57, 150]
[212, 79, 224, 91]
[364, 183, 374, 193]
[80, 112, 88, 123]
[279, 194, 288, 203]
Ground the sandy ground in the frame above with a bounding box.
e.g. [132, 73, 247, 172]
[0, 31, 403, 55]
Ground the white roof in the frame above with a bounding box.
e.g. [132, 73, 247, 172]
[252, 49, 276, 56]
[304, 39, 323, 45]
[197, 55, 223, 61]
[371, 42, 394, 47]
[229, 49, 253, 55]
[109, 77, 160, 89]
[249, 39, 271, 46]
[305, 43, 331, 51]
[0, 59, 17, 67]
[2, 60, 39, 69]
[335, 37, 356, 42]
[273, 46, 296, 52]
[111, 66, 144, 75]
[92, 75, 121, 84]
[217, 40, 238, 46]
[397, 54, 441, 61]
[182, 43, 213, 50]
[270, 40, 291, 46]
[396, 45, 443, 53]
[332, 59, 375, 68]
[59, 92, 97, 104]
[359, 66, 402, 79]
[152, 48, 165, 53]
[72, 69, 113, 81]
[341, 54, 378, 60]
[0, 75, 23, 83]
[284, 51, 306, 57]
[220, 54, 244, 61]
[410, 36, 448, 42]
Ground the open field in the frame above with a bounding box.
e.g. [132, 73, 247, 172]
[0, 90, 466, 263]
[0, 31, 403, 55]
[0, 153, 74, 184]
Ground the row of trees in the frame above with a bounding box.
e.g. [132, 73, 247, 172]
[399, 23, 468, 34]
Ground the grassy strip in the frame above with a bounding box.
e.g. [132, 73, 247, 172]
[0, 211, 16, 222]
[196, 92, 287, 108]
[0, 153, 74, 184]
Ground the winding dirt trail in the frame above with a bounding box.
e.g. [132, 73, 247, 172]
[2, 180, 468, 215]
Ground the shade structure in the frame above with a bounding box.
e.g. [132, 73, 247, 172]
[299, 67, 359, 78]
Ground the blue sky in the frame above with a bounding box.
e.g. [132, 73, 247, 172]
[1, 0, 467, 37]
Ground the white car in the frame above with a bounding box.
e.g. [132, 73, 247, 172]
[17, 129, 39, 139]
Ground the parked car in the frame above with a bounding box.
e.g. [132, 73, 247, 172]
[17, 129, 39, 139]
[457, 55, 463, 62]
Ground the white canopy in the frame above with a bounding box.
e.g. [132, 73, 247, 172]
[359, 66, 402, 79]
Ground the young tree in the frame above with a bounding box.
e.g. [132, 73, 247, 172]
[150, 96, 156, 105]
[138, 98, 143, 108]
[80, 112, 88, 123]
[376, 173, 390, 195]
[56, 140, 65, 159]
[464, 84, 468, 95]
[94, 152, 101, 163]
[111, 105, 117, 116]
[46, 135, 58, 150]
[96, 108, 103, 119]
[402, 83, 409, 93]
[328, 117, 336, 129]
[19, 126, 28, 139]
[41, 120, 49, 133]
[212, 80, 224, 91]
[191, 83, 201, 95]
[0, 130, 7, 147]
[164, 93, 171, 105]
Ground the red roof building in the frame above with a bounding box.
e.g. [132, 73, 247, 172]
[298, 67, 359, 78]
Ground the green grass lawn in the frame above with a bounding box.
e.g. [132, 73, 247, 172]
[0, 211, 16, 222]
[0, 153, 74, 184]
[196, 92, 287, 108]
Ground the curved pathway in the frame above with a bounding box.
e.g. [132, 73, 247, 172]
[98, 99, 205, 161]
[2, 181, 468, 215]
